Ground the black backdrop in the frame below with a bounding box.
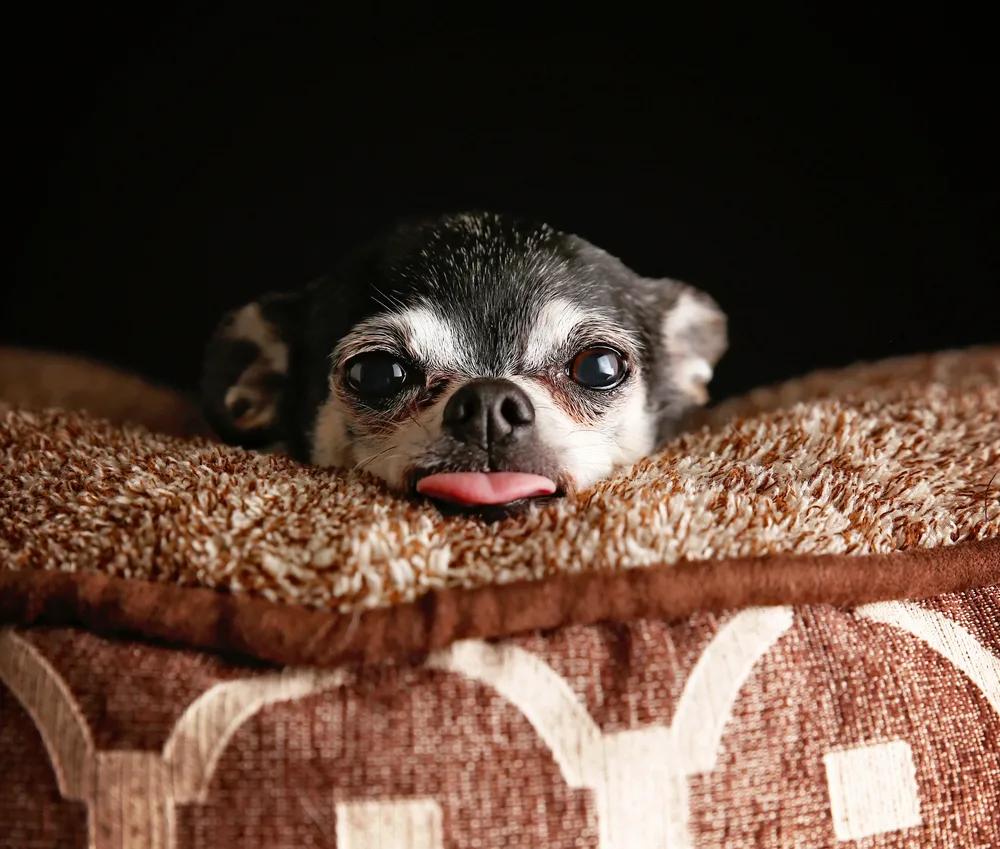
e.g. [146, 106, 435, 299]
[8, 12, 998, 403]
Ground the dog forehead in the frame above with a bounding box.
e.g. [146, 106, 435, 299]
[389, 292, 580, 375]
[387, 215, 573, 298]
[320, 212, 640, 371]
[373, 217, 604, 370]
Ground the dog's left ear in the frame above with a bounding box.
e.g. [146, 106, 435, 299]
[636, 277, 728, 418]
[201, 290, 306, 448]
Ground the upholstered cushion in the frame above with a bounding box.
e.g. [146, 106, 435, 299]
[1, 345, 998, 848]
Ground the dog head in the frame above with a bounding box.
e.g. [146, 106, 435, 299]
[202, 212, 727, 516]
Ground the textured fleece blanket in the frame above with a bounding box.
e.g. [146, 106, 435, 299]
[1, 345, 998, 667]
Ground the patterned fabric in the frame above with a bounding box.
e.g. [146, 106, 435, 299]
[2, 589, 998, 848]
[1, 346, 999, 848]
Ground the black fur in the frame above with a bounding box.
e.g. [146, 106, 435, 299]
[203, 211, 725, 463]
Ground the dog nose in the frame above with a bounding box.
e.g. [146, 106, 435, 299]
[442, 379, 535, 448]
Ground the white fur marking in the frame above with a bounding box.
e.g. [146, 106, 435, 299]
[316, 298, 658, 491]
[221, 302, 290, 428]
[397, 307, 466, 371]
[360, 387, 457, 488]
[513, 378, 656, 492]
[523, 299, 592, 372]
[662, 290, 724, 404]
[228, 303, 288, 374]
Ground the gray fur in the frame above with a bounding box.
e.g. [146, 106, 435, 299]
[201, 211, 728, 510]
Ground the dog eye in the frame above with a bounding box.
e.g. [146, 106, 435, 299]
[569, 347, 627, 390]
[345, 353, 411, 397]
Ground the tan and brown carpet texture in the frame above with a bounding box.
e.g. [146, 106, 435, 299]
[1, 345, 998, 666]
[1, 345, 999, 848]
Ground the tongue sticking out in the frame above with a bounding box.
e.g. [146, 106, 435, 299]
[415, 472, 557, 506]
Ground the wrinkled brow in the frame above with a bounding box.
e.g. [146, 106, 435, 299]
[331, 306, 469, 372]
[522, 298, 640, 372]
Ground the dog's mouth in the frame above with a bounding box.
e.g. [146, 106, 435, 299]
[416, 471, 557, 505]
[410, 470, 565, 520]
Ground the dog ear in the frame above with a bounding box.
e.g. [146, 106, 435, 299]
[658, 279, 728, 405]
[201, 290, 305, 448]
[635, 277, 728, 429]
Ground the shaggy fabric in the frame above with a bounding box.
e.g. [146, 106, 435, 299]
[2, 347, 998, 615]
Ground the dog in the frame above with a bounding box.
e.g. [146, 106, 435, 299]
[202, 212, 727, 518]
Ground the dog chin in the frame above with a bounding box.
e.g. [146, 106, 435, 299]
[425, 493, 563, 523]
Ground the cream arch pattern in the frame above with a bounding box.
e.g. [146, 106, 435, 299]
[2, 599, 998, 849]
[0, 629, 348, 849]
[855, 601, 1000, 713]
[428, 607, 795, 849]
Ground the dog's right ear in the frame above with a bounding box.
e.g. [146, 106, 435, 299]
[201, 290, 306, 448]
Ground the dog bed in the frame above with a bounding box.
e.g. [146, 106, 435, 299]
[1, 345, 998, 849]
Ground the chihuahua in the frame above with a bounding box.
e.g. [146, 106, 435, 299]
[202, 212, 727, 517]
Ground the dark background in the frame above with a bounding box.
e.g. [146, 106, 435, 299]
[8, 11, 997, 404]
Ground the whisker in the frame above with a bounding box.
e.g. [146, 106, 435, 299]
[353, 444, 400, 472]
[555, 428, 647, 452]
[405, 410, 431, 436]
[359, 453, 407, 473]
[372, 285, 407, 312]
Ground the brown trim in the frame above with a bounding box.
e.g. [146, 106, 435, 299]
[0, 346, 209, 437]
[2, 538, 998, 668]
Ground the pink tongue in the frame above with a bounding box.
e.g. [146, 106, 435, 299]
[416, 472, 557, 506]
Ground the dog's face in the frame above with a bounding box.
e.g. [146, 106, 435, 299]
[202, 213, 727, 516]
